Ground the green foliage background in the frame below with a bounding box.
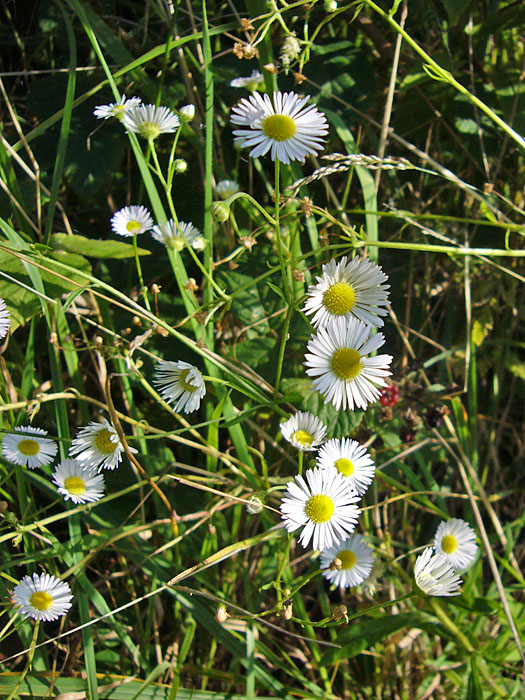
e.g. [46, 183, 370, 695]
[0, 1, 523, 698]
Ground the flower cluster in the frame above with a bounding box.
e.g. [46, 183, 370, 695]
[414, 518, 478, 597]
[278, 411, 377, 588]
[109, 205, 205, 252]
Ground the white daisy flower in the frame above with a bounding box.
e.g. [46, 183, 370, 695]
[52, 459, 104, 504]
[154, 360, 206, 414]
[111, 205, 153, 237]
[69, 418, 134, 472]
[93, 95, 142, 120]
[414, 547, 462, 597]
[304, 316, 392, 411]
[434, 518, 478, 570]
[13, 572, 73, 622]
[214, 180, 240, 200]
[280, 411, 327, 451]
[151, 219, 205, 251]
[2, 426, 58, 470]
[0, 298, 10, 340]
[320, 534, 374, 588]
[230, 70, 264, 90]
[231, 91, 328, 165]
[316, 438, 375, 496]
[280, 467, 361, 551]
[303, 256, 390, 329]
[122, 104, 180, 140]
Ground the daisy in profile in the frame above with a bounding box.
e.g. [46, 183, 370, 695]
[214, 180, 240, 200]
[303, 256, 390, 329]
[93, 95, 141, 120]
[320, 534, 374, 588]
[231, 91, 328, 164]
[434, 518, 478, 570]
[280, 467, 361, 551]
[0, 298, 10, 340]
[52, 459, 104, 504]
[151, 220, 205, 251]
[122, 104, 180, 140]
[414, 547, 462, 597]
[111, 205, 153, 237]
[304, 316, 392, 411]
[2, 426, 57, 470]
[316, 438, 375, 496]
[154, 360, 206, 414]
[280, 411, 327, 451]
[13, 572, 73, 622]
[230, 70, 264, 90]
[69, 418, 133, 472]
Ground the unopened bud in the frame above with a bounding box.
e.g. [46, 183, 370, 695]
[324, 0, 338, 11]
[280, 35, 300, 63]
[173, 158, 188, 174]
[179, 104, 195, 122]
[211, 201, 230, 223]
[246, 496, 263, 514]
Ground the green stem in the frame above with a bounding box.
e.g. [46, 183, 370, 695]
[273, 304, 293, 402]
[363, 0, 525, 151]
[429, 597, 473, 651]
[273, 159, 292, 302]
[274, 533, 293, 606]
[133, 235, 151, 312]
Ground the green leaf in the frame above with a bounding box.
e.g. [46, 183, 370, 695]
[0, 243, 92, 329]
[320, 613, 439, 665]
[448, 596, 500, 615]
[219, 270, 273, 339]
[440, 0, 471, 25]
[267, 280, 286, 300]
[51, 233, 150, 259]
[466, 657, 483, 700]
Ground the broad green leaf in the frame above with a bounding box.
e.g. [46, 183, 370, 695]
[0, 243, 91, 329]
[51, 232, 150, 259]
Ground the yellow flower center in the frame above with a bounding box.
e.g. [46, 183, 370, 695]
[262, 114, 296, 141]
[338, 549, 357, 570]
[125, 219, 142, 233]
[441, 534, 458, 554]
[139, 121, 162, 140]
[305, 494, 335, 523]
[17, 439, 40, 456]
[29, 590, 53, 611]
[291, 429, 314, 447]
[113, 105, 126, 120]
[335, 457, 354, 476]
[64, 476, 87, 496]
[330, 348, 363, 380]
[323, 282, 356, 315]
[94, 428, 117, 455]
[179, 369, 198, 393]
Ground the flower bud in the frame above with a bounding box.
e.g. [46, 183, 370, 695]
[246, 496, 263, 514]
[211, 201, 230, 223]
[173, 158, 188, 174]
[324, 0, 338, 12]
[179, 104, 195, 122]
